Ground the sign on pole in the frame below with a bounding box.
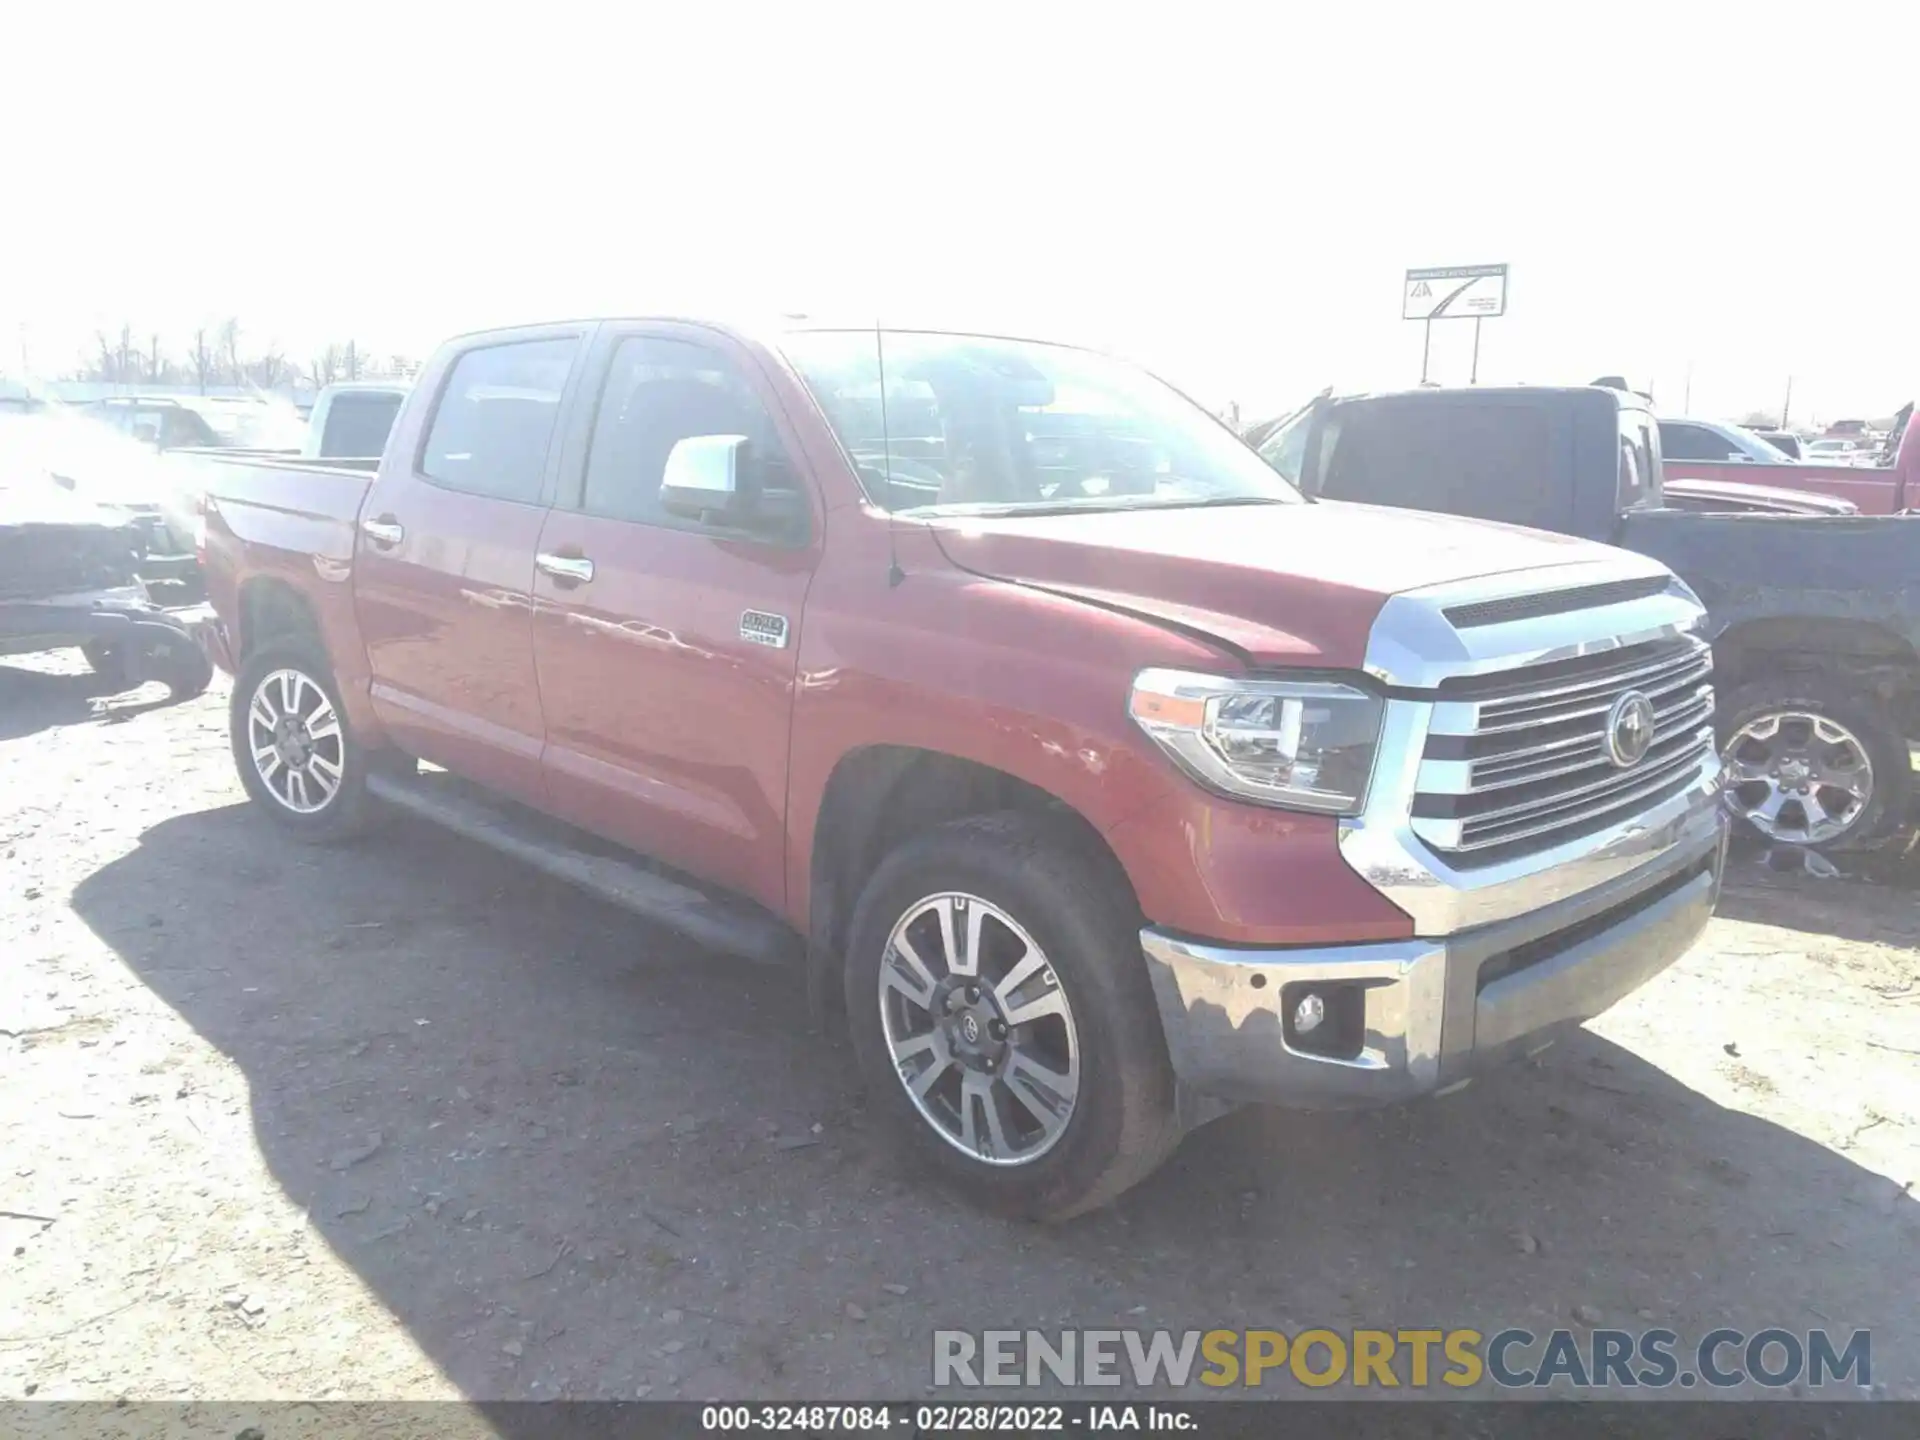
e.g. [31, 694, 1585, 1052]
[1404, 263, 1508, 383]
[1403, 264, 1508, 320]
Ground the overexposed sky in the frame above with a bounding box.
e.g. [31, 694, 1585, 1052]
[2, 2, 1913, 423]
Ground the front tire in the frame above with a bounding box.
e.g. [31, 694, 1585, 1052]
[230, 644, 381, 842]
[845, 812, 1182, 1221]
[1719, 675, 1913, 851]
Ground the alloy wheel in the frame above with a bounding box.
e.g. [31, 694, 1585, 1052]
[1722, 709, 1873, 845]
[877, 893, 1080, 1166]
[246, 668, 345, 815]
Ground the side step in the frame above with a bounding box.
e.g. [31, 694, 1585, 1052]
[366, 769, 800, 966]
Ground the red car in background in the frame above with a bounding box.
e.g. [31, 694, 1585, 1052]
[1662, 404, 1918, 514]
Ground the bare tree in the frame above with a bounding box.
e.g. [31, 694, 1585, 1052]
[219, 317, 243, 386]
[82, 324, 143, 383]
[247, 346, 290, 390]
[307, 344, 342, 390]
[89, 330, 118, 382]
[188, 329, 219, 394]
[1739, 409, 1781, 429]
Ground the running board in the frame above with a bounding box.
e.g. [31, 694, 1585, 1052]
[365, 769, 799, 966]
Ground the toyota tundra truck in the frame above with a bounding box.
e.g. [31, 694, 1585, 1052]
[187, 317, 1727, 1219]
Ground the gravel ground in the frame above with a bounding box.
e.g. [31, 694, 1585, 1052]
[2, 652, 1917, 1407]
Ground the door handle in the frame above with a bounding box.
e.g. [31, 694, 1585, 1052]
[360, 516, 405, 548]
[535, 552, 595, 586]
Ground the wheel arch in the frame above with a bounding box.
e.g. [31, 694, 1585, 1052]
[1713, 615, 1920, 724]
[232, 573, 387, 742]
[236, 576, 324, 662]
[802, 745, 1139, 1031]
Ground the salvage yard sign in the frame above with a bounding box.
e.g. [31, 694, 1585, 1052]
[1405, 263, 1508, 382]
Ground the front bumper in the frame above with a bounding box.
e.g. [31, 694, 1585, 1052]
[1140, 813, 1726, 1109]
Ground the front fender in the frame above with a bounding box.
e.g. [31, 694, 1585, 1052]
[785, 527, 1414, 946]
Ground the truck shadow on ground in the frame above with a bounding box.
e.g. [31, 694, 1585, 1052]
[1715, 843, 1920, 947]
[0, 660, 180, 741]
[73, 805, 1918, 1406]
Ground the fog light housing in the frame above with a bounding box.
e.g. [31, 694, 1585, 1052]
[1282, 980, 1366, 1059]
[1293, 992, 1326, 1034]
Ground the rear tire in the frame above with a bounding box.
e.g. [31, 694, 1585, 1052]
[230, 643, 382, 842]
[1718, 675, 1912, 852]
[845, 811, 1183, 1221]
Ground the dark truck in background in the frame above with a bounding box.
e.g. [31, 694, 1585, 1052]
[1253, 387, 1920, 853]
[185, 315, 1726, 1218]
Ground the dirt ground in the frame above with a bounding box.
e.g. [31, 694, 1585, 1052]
[3, 652, 1917, 1408]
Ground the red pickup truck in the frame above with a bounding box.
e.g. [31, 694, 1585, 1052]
[188, 317, 1727, 1218]
[1662, 405, 1919, 514]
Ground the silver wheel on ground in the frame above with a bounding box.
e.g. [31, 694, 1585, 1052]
[878, 892, 1080, 1166]
[246, 667, 346, 814]
[1722, 709, 1874, 846]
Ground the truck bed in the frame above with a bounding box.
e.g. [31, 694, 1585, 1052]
[1619, 509, 1920, 642]
[166, 450, 376, 567]
[1660, 458, 1905, 514]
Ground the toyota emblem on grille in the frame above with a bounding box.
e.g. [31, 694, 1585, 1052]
[1605, 690, 1656, 768]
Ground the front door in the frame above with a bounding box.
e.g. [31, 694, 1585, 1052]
[531, 326, 820, 914]
[353, 330, 587, 801]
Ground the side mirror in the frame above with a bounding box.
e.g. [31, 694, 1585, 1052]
[660, 434, 749, 522]
[660, 434, 807, 539]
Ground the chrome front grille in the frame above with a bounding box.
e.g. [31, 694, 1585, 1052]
[1411, 637, 1716, 863]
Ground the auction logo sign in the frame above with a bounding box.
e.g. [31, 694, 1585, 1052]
[931, 1327, 1872, 1392]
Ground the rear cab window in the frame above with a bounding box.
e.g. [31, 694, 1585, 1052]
[1317, 395, 1575, 532]
[421, 340, 579, 502]
[321, 392, 404, 459]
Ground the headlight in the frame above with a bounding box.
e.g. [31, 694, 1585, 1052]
[1129, 669, 1384, 814]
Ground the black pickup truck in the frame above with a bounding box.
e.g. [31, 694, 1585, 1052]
[1252, 386, 1920, 853]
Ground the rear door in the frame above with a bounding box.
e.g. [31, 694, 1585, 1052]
[353, 328, 589, 801]
[530, 324, 821, 913]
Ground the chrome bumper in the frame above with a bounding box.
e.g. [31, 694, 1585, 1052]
[1140, 812, 1726, 1109]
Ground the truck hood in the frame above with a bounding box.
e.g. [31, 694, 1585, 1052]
[928, 500, 1621, 667]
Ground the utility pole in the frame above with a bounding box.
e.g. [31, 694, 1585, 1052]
[1683, 362, 1692, 412]
[1781, 376, 1794, 429]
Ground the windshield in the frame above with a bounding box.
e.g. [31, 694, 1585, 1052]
[1253, 404, 1317, 484]
[1725, 425, 1795, 463]
[780, 330, 1301, 514]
